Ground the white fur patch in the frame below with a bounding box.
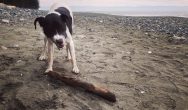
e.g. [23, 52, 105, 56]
[53, 34, 64, 40]
[49, 11, 61, 16]
[53, 34, 66, 45]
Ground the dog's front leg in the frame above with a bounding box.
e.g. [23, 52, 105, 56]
[66, 44, 71, 61]
[68, 40, 79, 74]
[45, 39, 54, 73]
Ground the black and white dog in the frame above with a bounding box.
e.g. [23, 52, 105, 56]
[34, 3, 79, 73]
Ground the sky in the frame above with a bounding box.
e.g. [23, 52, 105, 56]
[39, 0, 188, 17]
[39, 0, 188, 7]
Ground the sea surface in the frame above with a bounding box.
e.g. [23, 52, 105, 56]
[40, 6, 188, 18]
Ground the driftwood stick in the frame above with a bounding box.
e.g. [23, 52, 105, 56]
[47, 71, 116, 102]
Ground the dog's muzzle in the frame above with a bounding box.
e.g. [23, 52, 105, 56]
[56, 39, 64, 49]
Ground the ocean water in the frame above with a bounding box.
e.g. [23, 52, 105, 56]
[71, 6, 188, 18]
[40, 5, 188, 18]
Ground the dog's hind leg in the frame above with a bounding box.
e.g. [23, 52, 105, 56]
[38, 37, 48, 61]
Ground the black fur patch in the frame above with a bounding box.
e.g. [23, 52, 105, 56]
[55, 7, 73, 35]
[43, 13, 67, 38]
[34, 7, 73, 40]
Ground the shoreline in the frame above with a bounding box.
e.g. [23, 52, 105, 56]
[72, 11, 188, 18]
[74, 11, 188, 18]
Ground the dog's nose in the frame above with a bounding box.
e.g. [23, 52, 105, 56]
[56, 39, 64, 48]
[56, 39, 63, 44]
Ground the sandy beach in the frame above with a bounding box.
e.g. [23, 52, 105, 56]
[0, 7, 188, 110]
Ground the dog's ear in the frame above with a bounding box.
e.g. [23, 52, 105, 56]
[34, 17, 45, 29]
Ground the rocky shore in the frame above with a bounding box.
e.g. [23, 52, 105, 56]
[1, 6, 188, 38]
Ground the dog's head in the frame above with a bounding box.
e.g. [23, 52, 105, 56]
[34, 13, 68, 49]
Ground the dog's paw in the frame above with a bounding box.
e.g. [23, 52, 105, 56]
[72, 66, 79, 74]
[45, 68, 53, 73]
[38, 55, 47, 61]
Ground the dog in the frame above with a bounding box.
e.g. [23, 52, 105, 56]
[34, 3, 79, 74]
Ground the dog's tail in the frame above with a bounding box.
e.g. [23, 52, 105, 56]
[34, 17, 45, 29]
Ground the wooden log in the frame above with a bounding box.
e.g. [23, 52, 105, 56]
[46, 71, 116, 102]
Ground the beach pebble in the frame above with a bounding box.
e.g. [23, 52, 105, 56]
[7, 44, 20, 49]
[168, 35, 187, 44]
[126, 51, 131, 54]
[17, 60, 22, 63]
[135, 71, 139, 74]
[1, 45, 8, 50]
[99, 20, 103, 23]
[140, 91, 145, 94]
[77, 34, 86, 39]
[19, 18, 25, 21]
[88, 28, 94, 32]
[137, 25, 141, 30]
[148, 51, 152, 54]
[2, 19, 9, 23]
[2, 12, 11, 16]
[173, 35, 186, 40]
[12, 44, 19, 48]
[112, 35, 118, 40]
